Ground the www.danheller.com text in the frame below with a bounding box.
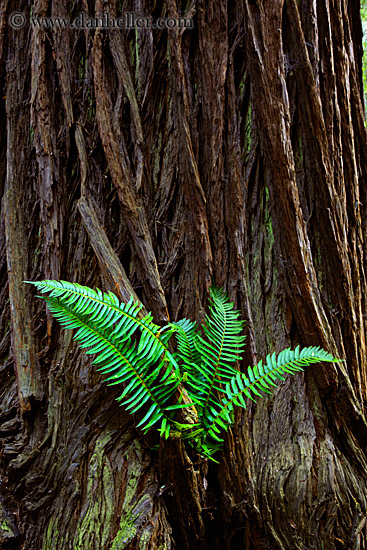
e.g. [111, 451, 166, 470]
[9, 11, 194, 30]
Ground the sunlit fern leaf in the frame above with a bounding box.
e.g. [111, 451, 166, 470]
[169, 318, 202, 368]
[169, 318, 209, 397]
[202, 346, 339, 444]
[194, 287, 246, 413]
[26, 280, 182, 432]
[27, 280, 179, 373]
[41, 295, 181, 432]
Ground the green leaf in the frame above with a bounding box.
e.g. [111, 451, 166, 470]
[192, 287, 245, 414]
[26, 280, 179, 433]
[202, 346, 340, 445]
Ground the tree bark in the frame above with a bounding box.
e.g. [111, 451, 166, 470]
[0, 1, 366, 549]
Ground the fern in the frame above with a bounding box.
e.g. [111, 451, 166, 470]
[200, 346, 336, 453]
[169, 318, 202, 369]
[27, 280, 340, 459]
[190, 287, 245, 408]
[27, 281, 184, 432]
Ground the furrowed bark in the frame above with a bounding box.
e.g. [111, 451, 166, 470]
[77, 195, 146, 309]
[92, 11, 168, 323]
[4, 12, 43, 413]
[1, 0, 367, 548]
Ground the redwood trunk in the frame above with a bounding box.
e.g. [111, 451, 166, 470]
[1, 1, 366, 549]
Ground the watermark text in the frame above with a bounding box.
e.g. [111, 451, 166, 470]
[9, 12, 194, 31]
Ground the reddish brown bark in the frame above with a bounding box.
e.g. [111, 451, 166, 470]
[0, 1, 366, 549]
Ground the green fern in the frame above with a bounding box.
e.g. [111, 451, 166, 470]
[200, 346, 336, 455]
[169, 318, 202, 370]
[189, 287, 245, 410]
[27, 281, 184, 432]
[27, 279, 340, 459]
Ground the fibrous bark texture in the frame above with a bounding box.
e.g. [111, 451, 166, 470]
[0, 1, 366, 549]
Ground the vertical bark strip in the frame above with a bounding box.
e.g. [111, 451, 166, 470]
[92, 6, 168, 322]
[0, 0, 367, 549]
[77, 196, 147, 308]
[4, 14, 43, 413]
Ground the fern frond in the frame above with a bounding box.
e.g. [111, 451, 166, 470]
[194, 287, 246, 411]
[169, 318, 201, 368]
[26, 280, 183, 432]
[39, 294, 181, 432]
[27, 280, 178, 372]
[202, 346, 339, 444]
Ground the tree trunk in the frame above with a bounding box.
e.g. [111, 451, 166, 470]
[1, 1, 366, 549]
